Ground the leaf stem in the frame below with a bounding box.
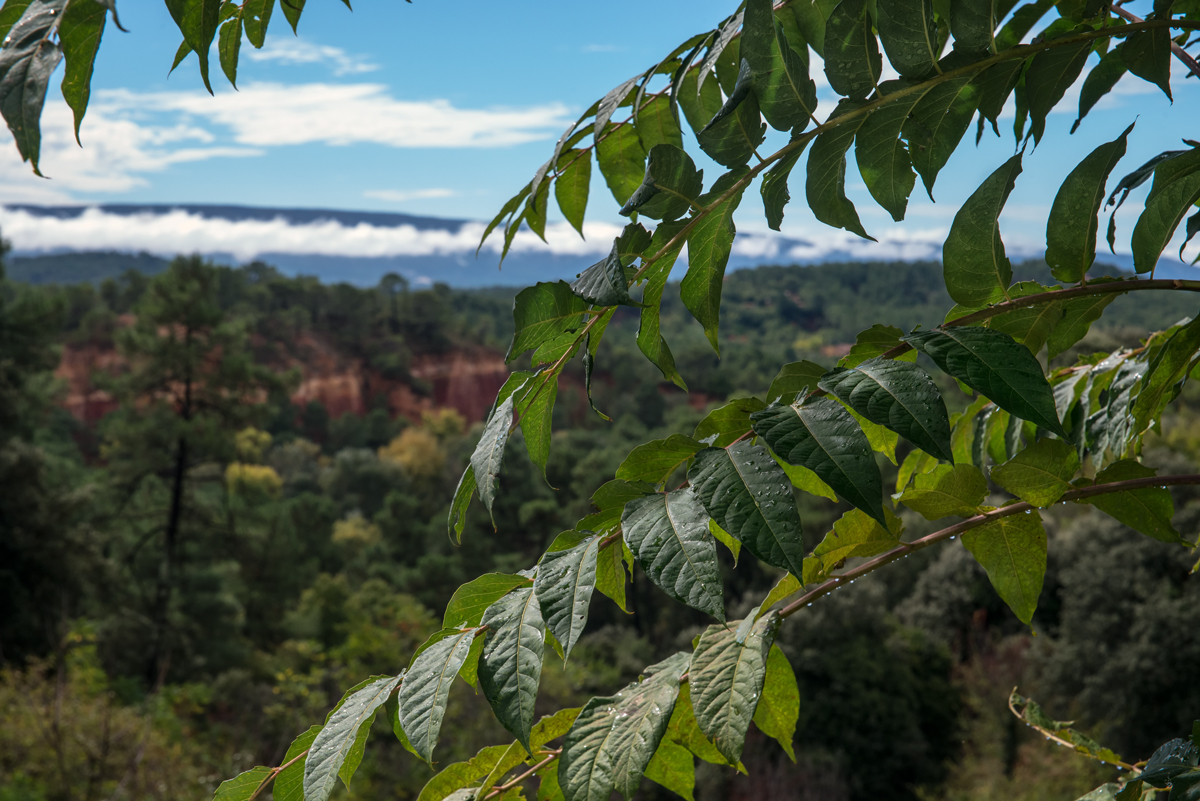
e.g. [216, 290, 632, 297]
[245, 748, 309, 801]
[775, 473, 1200, 618]
[1110, 4, 1200, 79]
[1006, 690, 1141, 773]
[483, 750, 562, 799]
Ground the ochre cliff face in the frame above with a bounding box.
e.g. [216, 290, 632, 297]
[55, 334, 511, 426]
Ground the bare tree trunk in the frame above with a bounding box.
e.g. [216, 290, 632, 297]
[147, 435, 187, 687]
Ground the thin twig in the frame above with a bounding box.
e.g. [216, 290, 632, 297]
[483, 751, 561, 799]
[1006, 691, 1141, 773]
[1111, 4, 1200, 78]
[777, 473, 1200, 617]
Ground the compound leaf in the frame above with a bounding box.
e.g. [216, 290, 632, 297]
[480, 587, 546, 754]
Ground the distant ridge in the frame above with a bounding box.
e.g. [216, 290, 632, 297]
[2, 202, 1195, 287]
[3, 203, 468, 231]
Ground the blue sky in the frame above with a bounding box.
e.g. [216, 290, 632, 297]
[0, 0, 1197, 268]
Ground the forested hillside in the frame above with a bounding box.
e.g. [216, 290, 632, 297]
[2, 251, 1198, 801]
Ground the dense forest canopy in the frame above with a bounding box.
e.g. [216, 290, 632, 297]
[2, 0, 1200, 801]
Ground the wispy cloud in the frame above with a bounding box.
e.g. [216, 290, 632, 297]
[99, 83, 573, 149]
[0, 102, 260, 202]
[364, 188, 457, 202]
[245, 38, 380, 76]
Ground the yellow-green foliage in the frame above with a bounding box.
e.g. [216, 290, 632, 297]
[379, 426, 445, 479]
[332, 513, 382, 547]
[225, 462, 283, 497]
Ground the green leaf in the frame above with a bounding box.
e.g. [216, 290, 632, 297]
[744, 0, 818, 131]
[508, 281, 588, 363]
[479, 587, 546, 753]
[876, 0, 939, 77]
[761, 143, 808, 231]
[0, 0, 64, 175]
[279, 0, 303, 32]
[305, 674, 403, 801]
[620, 144, 703, 221]
[854, 85, 922, 222]
[973, 58, 1025, 139]
[689, 442, 807, 576]
[617, 434, 704, 486]
[985, 281, 1064, 355]
[905, 327, 1066, 436]
[1078, 459, 1182, 543]
[752, 645, 799, 761]
[1047, 292, 1119, 360]
[594, 538, 634, 612]
[991, 438, 1080, 506]
[1072, 45, 1126, 134]
[644, 739, 695, 801]
[274, 725, 320, 801]
[1046, 124, 1133, 283]
[578, 480, 656, 536]
[637, 220, 689, 389]
[789, 0, 838, 58]
[499, 372, 557, 482]
[58, 0, 108, 143]
[819, 357, 954, 462]
[622, 489, 726, 621]
[444, 573, 532, 630]
[823, 0, 882, 99]
[471, 394, 514, 522]
[697, 62, 766, 168]
[1140, 738, 1200, 788]
[218, 10, 241, 87]
[840, 324, 917, 367]
[905, 75, 981, 199]
[896, 445, 939, 493]
[555, 148, 592, 237]
[560, 652, 690, 801]
[572, 243, 635, 307]
[897, 462, 988, 519]
[677, 63, 724, 134]
[415, 744, 507, 801]
[960, 510, 1047, 624]
[750, 398, 887, 525]
[168, 0, 221, 93]
[213, 767, 272, 801]
[448, 466, 476, 543]
[399, 630, 476, 763]
[1133, 314, 1200, 436]
[813, 507, 904, 567]
[242, 0, 273, 48]
[0, 0, 34, 42]
[708, 518, 742, 564]
[1123, 27, 1172, 101]
[681, 167, 751, 354]
[769, 447, 840, 502]
[596, 121, 647, 206]
[1131, 148, 1200, 274]
[693, 397, 767, 447]
[535, 534, 599, 661]
[952, 0, 996, 54]
[1025, 38, 1091, 144]
[806, 98, 873, 239]
[635, 92, 683, 152]
[766, 359, 827, 403]
[943, 153, 1022, 309]
[760, 572, 802, 612]
[690, 613, 779, 763]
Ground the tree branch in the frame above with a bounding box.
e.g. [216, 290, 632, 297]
[776, 473, 1200, 618]
[1111, 4, 1200, 79]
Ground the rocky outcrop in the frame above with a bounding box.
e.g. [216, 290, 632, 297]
[55, 332, 511, 426]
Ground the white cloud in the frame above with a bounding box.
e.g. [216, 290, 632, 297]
[97, 83, 572, 149]
[245, 38, 380, 76]
[364, 188, 457, 202]
[0, 101, 260, 202]
[0, 206, 620, 261]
